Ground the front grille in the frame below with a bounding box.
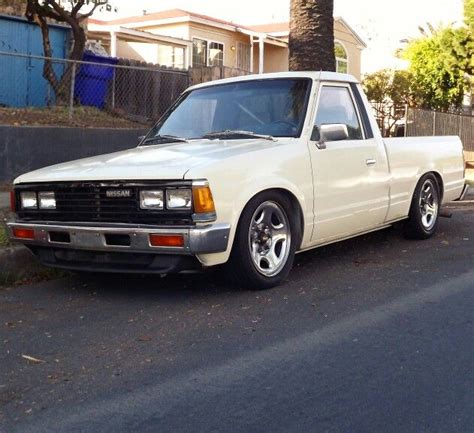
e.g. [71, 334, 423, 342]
[15, 181, 194, 225]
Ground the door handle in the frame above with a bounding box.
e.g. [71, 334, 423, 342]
[366, 158, 376, 166]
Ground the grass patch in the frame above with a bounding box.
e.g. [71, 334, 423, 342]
[0, 106, 147, 129]
[0, 225, 9, 247]
[0, 267, 69, 289]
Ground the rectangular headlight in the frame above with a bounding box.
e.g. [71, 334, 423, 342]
[140, 190, 164, 210]
[166, 189, 192, 210]
[20, 192, 37, 209]
[38, 191, 56, 210]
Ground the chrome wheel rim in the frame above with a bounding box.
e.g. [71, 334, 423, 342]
[248, 201, 291, 277]
[419, 179, 438, 230]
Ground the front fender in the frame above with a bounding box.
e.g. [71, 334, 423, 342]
[188, 158, 314, 266]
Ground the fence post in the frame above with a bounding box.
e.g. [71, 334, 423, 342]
[432, 110, 436, 136]
[69, 61, 77, 121]
[404, 104, 408, 137]
[112, 67, 116, 109]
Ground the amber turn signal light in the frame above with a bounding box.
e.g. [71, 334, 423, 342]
[12, 228, 35, 240]
[192, 185, 215, 214]
[149, 234, 184, 248]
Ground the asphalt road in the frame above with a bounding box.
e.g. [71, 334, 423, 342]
[1, 202, 473, 433]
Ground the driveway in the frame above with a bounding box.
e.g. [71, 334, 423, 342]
[1, 201, 473, 433]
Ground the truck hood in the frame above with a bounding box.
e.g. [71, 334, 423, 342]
[14, 139, 289, 184]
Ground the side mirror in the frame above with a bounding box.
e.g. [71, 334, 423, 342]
[311, 124, 349, 149]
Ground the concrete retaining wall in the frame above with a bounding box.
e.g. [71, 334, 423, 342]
[0, 126, 147, 182]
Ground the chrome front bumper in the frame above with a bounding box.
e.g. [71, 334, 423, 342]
[7, 221, 230, 255]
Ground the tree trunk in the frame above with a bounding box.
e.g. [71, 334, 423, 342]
[289, 0, 336, 71]
[54, 23, 86, 105]
[25, 0, 88, 106]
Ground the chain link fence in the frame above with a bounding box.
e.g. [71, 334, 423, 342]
[406, 107, 474, 161]
[0, 51, 189, 127]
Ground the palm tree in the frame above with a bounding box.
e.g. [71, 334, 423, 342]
[289, 0, 336, 71]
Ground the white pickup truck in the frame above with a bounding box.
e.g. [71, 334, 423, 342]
[8, 72, 468, 289]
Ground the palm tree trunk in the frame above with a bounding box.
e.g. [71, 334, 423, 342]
[289, 0, 336, 71]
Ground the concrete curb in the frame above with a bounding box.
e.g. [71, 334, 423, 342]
[0, 191, 9, 209]
[0, 244, 47, 285]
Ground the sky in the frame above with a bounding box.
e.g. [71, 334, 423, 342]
[96, 0, 465, 73]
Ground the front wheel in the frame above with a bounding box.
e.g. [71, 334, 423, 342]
[404, 174, 440, 239]
[226, 191, 299, 290]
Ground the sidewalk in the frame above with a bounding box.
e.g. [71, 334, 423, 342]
[0, 191, 9, 209]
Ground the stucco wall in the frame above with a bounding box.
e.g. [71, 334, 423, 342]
[252, 44, 289, 74]
[115, 40, 187, 68]
[140, 22, 191, 40]
[117, 39, 159, 64]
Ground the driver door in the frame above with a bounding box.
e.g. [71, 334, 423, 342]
[308, 83, 389, 243]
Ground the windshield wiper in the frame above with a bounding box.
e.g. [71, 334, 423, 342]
[141, 134, 189, 145]
[202, 130, 275, 141]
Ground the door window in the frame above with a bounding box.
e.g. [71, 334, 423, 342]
[314, 86, 363, 140]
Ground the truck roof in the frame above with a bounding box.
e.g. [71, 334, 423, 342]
[188, 71, 359, 91]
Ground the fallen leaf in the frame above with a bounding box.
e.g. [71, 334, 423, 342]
[22, 354, 45, 364]
[137, 335, 152, 342]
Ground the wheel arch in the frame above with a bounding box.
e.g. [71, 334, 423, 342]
[404, 170, 443, 239]
[413, 171, 444, 203]
[430, 171, 444, 202]
[234, 187, 305, 250]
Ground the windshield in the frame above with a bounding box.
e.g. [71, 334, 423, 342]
[142, 78, 311, 144]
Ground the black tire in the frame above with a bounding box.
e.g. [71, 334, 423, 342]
[226, 191, 300, 290]
[404, 173, 441, 240]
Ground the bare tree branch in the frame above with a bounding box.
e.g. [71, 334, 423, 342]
[70, 0, 85, 18]
[48, 0, 76, 25]
[25, 0, 115, 104]
[78, 0, 108, 21]
[25, 0, 62, 22]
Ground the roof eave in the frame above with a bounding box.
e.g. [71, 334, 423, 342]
[334, 16, 367, 48]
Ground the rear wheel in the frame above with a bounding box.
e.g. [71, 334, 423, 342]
[404, 174, 440, 239]
[226, 191, 298, 290]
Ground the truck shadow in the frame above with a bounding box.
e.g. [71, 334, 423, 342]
[64, 212, 465, 302]
[68, 224, 405, 298]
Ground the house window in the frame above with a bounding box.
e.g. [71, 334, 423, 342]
[209, 42, 224, 66]
[158, 45, 185, 69]
[172, 47, 185, 69]
[193, 38, 207, 67]
[335, 42, 348, 74]
[192, 38, 224, 67]
[237, 42, 251, 71]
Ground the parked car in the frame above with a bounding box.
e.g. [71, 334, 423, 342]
[8, 72, 468, 289]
